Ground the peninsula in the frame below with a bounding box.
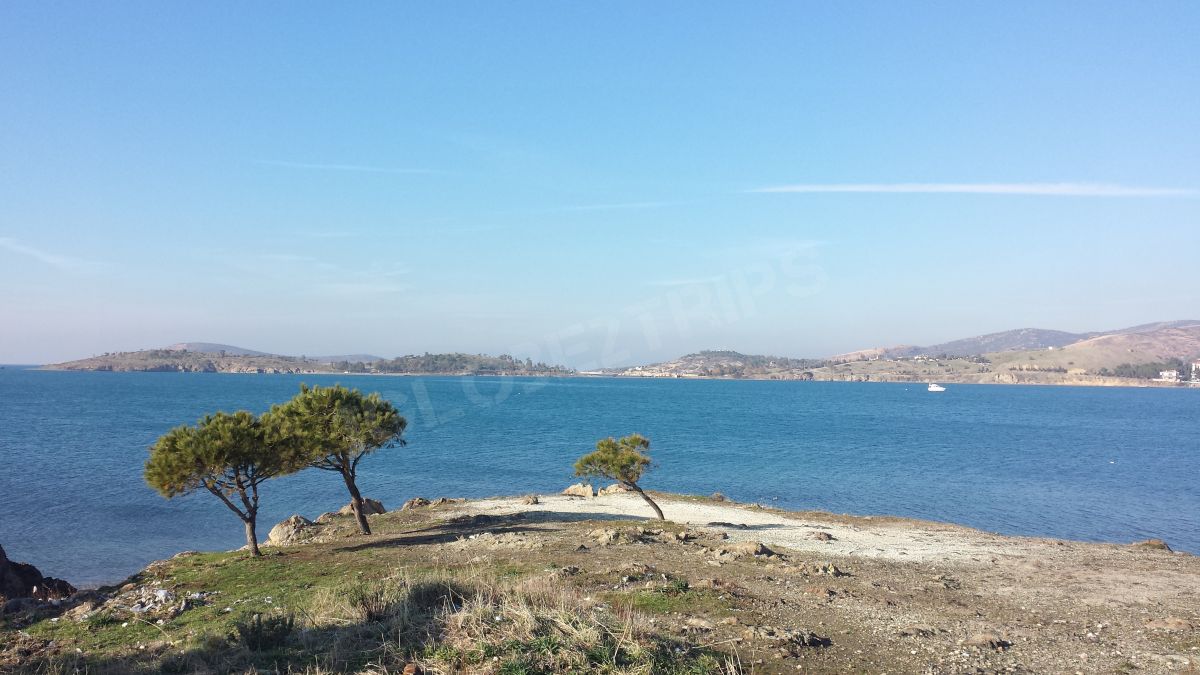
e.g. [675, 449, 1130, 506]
[2, 492, 1195, 673]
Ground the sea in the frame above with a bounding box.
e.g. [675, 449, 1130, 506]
[0, 367, 1196, 586]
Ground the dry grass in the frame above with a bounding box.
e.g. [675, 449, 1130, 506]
[303, 570, 741, 674]
[11, 568, 740, 674]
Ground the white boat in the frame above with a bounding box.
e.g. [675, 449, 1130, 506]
[927, 383, 946, 392]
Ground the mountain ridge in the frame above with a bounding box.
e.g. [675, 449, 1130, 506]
[831, 320, 1200, 361]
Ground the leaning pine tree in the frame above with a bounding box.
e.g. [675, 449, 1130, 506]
[574, 433, 665, 520]
[145, 411, 303, 556]
[268, 385, 407, 535]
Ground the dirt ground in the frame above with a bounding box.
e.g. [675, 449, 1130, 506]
[3, 492, 1196, 674]
[439, 492, 1200, 673]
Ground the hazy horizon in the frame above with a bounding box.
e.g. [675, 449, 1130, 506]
[2, 4, 1198, 366]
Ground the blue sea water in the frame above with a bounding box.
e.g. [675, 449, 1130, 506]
[0, 367, 1196, 585]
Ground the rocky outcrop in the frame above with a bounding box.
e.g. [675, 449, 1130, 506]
[338, 498, 386, 516]
[401, 497, 431, 510]
[1131, 538, 1172, 551]
[0, 544, 76, 605]
[561, 483, 594, 498]
[267, 515, 315, 546]
[598, 483, 630, 496]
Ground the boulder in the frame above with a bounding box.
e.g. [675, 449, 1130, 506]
[964, 632, 1010, 649]
[521, 494, 540, 505]
[401, 497, 431, 511]
[561, 483, 594, 498]
[723, 541, 776, 558]
[267, 515, 314, 546]
[1144, 617, 1194, 631]
[1131, 538, 1172, 551]
[744, 625, 831, 653]
[0, 543, 76, 604]
[598, 483, 630, 496]
[338, 498, 386, 516]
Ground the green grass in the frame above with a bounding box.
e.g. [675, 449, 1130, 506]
[613, 585, 734, 617]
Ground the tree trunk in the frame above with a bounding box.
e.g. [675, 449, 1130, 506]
[341, 471, 372, 535]
[628, 482, 665, 520]
[244, 517, 261, 557]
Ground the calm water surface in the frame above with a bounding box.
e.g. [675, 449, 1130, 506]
[0, 368, 1196, 585]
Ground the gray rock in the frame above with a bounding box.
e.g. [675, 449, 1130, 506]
[267, 515, 314, 546]
[338, 498, 386, 516]
[0, 543, 76, 603]
[401, 497, 431, 510]
[562, 483, 594, 498]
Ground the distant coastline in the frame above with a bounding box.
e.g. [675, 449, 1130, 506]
[32, 318, 1200, 389]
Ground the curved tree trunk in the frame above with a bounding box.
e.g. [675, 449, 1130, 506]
[341, 471, 372, 535]
[244, 517, 261, 557]
[628, 482, 665, 520]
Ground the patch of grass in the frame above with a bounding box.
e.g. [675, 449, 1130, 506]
[234, 612, 296, 651]
[614, 586, 734, 616]
[5, 507, 743, 674]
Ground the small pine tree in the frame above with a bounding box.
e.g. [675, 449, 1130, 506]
[574, 434, 664, 520]
[145, 411, 303, 556]
[266, 385, 407, 535]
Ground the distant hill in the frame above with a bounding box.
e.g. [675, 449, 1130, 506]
[165, 342, 273, 357]
[163, 343, 383, 363]
[43, 345, 571, 375]
[44, 349, 332, 374]
[819, 321, 1200, 386]
[832, 320, 1200, 361]
[310, 354, 385, 364]
[988, 323, 1200, 373]
[613, 350, 826, 379]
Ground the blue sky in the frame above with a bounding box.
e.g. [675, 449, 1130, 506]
[1, 2, 1198, 366]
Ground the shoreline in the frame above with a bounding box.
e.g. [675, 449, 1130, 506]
[23, 366, 1199, 389]
[65, 491, 1197, 591]
[7, 490, 1198, 673]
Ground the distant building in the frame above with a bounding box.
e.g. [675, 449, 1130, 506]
[1158, 369, 1180, 382]
[1193, 361, 1200, 380]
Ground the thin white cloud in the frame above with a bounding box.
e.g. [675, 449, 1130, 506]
[544, 201, 681, 212]
[300, 231, 357, 239]
[749, 183, 1198, 197]
[0, 237, 92, 270]
[316, 281, 411, 295]
[258, 253, 318, 263]
[255, 160, 445, 175]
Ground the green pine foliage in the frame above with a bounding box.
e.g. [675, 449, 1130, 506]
[145, 411, 307, 556]
[266, 385, 408, 535]
[574, 434, 665, 520]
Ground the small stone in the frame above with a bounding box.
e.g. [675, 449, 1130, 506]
[964, 632, 1009, 649]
